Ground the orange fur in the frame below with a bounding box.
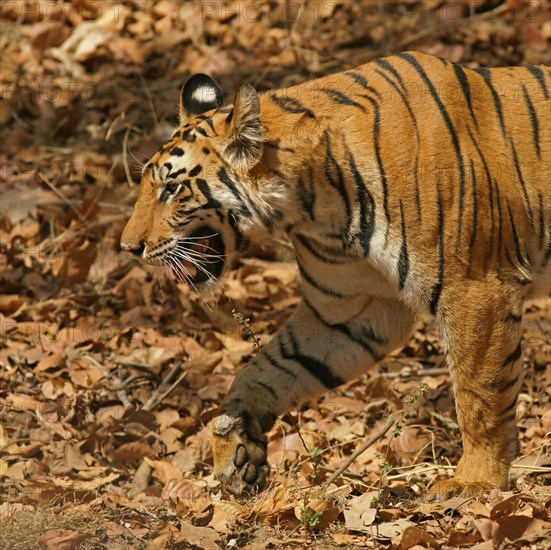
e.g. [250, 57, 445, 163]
[121, 52, 550, 496]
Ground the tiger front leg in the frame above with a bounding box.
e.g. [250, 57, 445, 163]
[211, 297, 415, 495]
[429, 282, 525, 499]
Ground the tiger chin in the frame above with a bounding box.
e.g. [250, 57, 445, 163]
[121, 51, 550, 499]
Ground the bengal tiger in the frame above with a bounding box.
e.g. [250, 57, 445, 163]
[121, 51, 550, 498]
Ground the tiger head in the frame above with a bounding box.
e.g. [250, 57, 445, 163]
[121, 75, 286, 285]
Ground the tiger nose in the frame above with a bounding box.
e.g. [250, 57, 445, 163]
[121, 241, 145, 257]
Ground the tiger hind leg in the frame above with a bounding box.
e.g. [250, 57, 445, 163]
[429, 281, 524, 499]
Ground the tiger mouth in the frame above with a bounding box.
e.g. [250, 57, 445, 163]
[169, 226, 225, 284]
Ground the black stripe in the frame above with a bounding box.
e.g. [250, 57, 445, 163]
[453, 64, 478, 130]
[493, 178, 503, 260]
[225, 108, 234, 125]
[374, 68, 421, 222]
[297, 260, 346, 297]
[374, 58, 406, 92]
[499, 395, 518, 417]
[456, 155, 466, 247]
[429, 181, 444, 315]
[295, 233, 357, 263]
[265, 141, 296, 153]
[303, 296, 383, 361]
[463, 387, 493, 415]
[468, 159, 479, 262]
[357, 88, 383, 101]
[507, 201, 527, 268]
[346, 70, 369, 89]
[323, 132, 353, 240]
[321, 89, 366, 111]
[537, 192, 545, 248]
[399, 53, 465, 239]
[295, 233, 349, 265]
[195, 126, 208, 137]
[217, 167, 252, 218]
[265, 350, 297, 379]
[183, 128, 196, 143]
[474, 67, 507, 139]
[296, 166, 316, 221]
[362, 95, 390, 231]
[347, 151, 376, 256]
[505, 312, 522, 323]
[189, 165, 202, 177]
[468, 127, 494, 269]
[270, 95, 315, 118]
[500, 374, 520, 393]
[398, 201, 409, 289]
[527, 66, 549, 99]
[195, 178, 222, 209]
[510, 141, 534, 224]
[169, 211, 201, 228]
[170, 167, 187, 179]
[522, 84, 541, 158]
[502, 343, 522, 368]
[227, 209, 248, 251]
[544, 239, 551, 267]
[282, 326, 345, 389]
[256, 381, 278, 399]
[204, 117, 215, 133]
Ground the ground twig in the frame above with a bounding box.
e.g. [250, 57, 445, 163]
[324, 415, 396, 486]
[380, 367, 449, 379]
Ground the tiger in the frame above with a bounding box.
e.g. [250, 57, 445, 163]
[121, 51, 550, 498]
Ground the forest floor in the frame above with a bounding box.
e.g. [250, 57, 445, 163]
[1, 1, 550, 548]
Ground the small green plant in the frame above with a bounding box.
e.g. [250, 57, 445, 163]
[301, 449, 324, 533]
[373, 383, 430, 501]
[307, 447, 323, 479]
[404, 383, 429, 411]
[301, 506, 322, 532]
[232, 309, 261, 353]
[295, 431, 326, 534]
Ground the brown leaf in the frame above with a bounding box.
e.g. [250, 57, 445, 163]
[344, 491, 379, 533]
[371, 519, 416, 539]
[40, 529, 91, 550]
[474, 518, 501, 544]
[0, 294, 23, 314]
[175, 522, 220, 550]
[490, 494, 523, 519]
[111, 442, 156, 462]
[400, 525, 440, 549]
[496, 515, 551, 542]
[35, 353, 65, 372]
[51, 241, 97, 284]
[162, 478, 207, 502]
[145, 458, 184, 484]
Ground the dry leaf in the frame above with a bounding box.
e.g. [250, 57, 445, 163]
[344, 491, 379, 533]
[40, 530, 91, 550]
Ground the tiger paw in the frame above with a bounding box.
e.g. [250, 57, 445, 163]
[211, 414, 269, 495]
[427, 478, 495, 501]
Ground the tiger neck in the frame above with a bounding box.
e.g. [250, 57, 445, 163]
[251, 102, 332, 236]
[252, 109, 345, 240]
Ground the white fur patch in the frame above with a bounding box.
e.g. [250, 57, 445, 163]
[192, 86, 218, 105]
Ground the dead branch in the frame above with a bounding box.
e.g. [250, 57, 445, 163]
[324, 415, 396, 486]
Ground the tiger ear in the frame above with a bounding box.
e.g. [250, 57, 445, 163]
[180, 74, 224, 122]
[220, 84, 263, 171]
